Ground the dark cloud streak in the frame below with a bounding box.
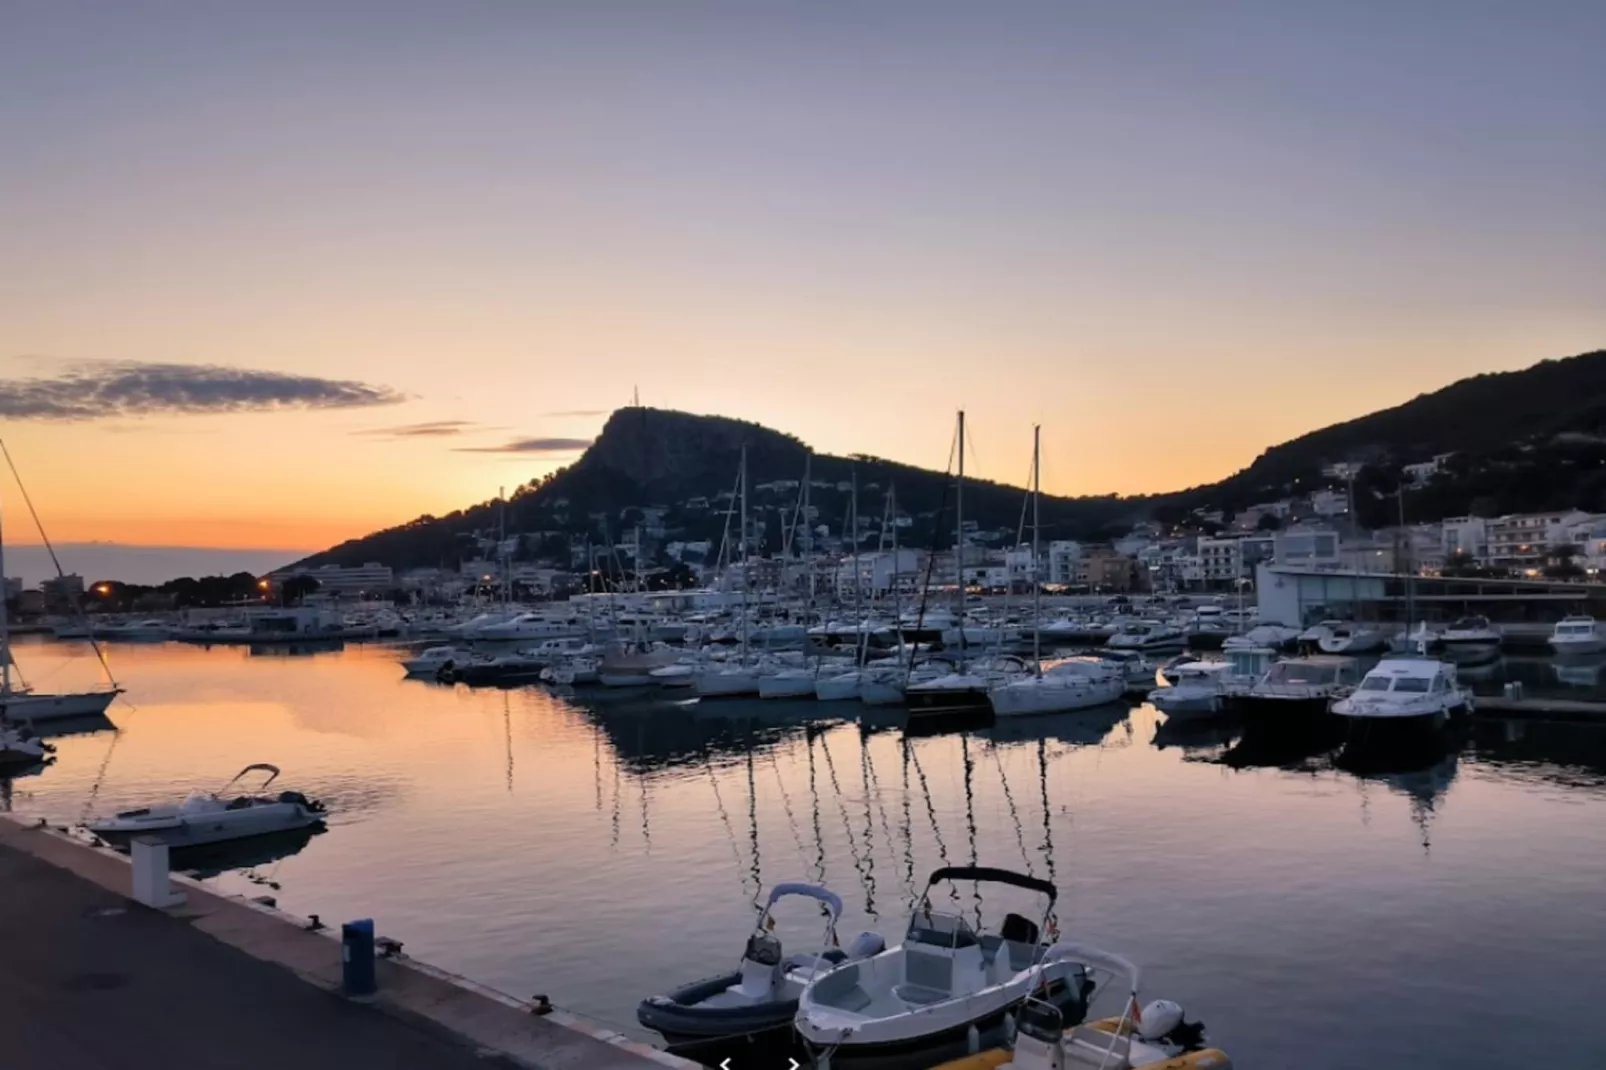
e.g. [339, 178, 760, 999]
[454, 437, 593, 454]
[0, 361, 403, 420]
[356, 420, 476, 438]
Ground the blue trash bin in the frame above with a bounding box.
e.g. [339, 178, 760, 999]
[342, 918, 377, 997]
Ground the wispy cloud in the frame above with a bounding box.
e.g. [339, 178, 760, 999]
[0, 361, 403, 420]
[454, 437, 593, 454]
[356, 420, 477, 438]
[538, 409, 606, 417]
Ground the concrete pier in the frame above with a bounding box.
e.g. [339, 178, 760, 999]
[0, 817, 694, 1070]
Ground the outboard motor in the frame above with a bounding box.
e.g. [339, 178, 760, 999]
[1137, 1000, 1208, 1051]
[1012, 997, 1065, 1070]
[735, 931, 783, 999]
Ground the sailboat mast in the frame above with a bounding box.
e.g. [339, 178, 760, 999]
[955, 410, 966, 671]
[0, 486, 10, 697]
[1032, 424, 1042, 675]
[888, 483, 900, 668]
[851, 466, 861, 641]
[739, 443, 750, 666]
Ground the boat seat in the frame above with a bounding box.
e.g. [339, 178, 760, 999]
[1003, 939, 1041, 972]
[894, 983, 951, 1006]
[811, 963, 873, 1013]
[893, 947, 953, 1007]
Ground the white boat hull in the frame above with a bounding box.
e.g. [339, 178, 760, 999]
[815, 672, 862, 701]
[990, 677, 1124, 717]
[3, 689, 119, 723]
[758, 671, 817, 699]
[1148, 685, 1222, 716]
[696, 670, 760, 697]
[1551, 637, 1606, 656]
[90, 803, 322, 849]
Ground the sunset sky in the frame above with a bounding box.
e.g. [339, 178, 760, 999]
[3, 2, 1603, 569]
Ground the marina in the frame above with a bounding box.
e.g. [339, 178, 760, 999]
[4, 635, 1606, 1068]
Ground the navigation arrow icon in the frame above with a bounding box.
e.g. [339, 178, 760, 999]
[719, 1060, 732, 1070]
[788, 1060, 801, 1070]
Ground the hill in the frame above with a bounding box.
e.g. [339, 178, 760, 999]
[297, 346, 1606, 572]
[296, 408, 1138, 571]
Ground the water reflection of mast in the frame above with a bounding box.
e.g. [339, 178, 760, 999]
[502, 694, 514, 795]
[962, 734, 982, 924]
[907, 737, 959, 908]
[1038, 738, 1058, 884]
[638, 719, 651, 850]
[899, 737, 915, 899]
[706, 754, 756, 898]
[746, 747, 762, 893]
[819, 729, 875, 915]
[808, 728, 827, 885]
[990, 740, 1035, 875]
[861, 728, 911, 900]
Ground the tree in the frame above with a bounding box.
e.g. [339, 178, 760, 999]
[281, 575, 320, 605]
[1441, 550, 1480, 578]
[1255, 512, 1283, 532]
[1543, 543, 1586, 581]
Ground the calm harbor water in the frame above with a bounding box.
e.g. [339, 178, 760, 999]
[7, 636, 1606, 1068]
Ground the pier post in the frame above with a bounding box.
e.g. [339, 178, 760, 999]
[129, 836, 187, 909]
[341, 918, 378, 998]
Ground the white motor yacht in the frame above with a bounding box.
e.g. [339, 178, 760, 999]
[795, 867, 1087, 1070]
[1217, 646, 1279, 701]
[1332, 658, 1471, 750]
[1317, 623, 1387, 655]
[1147, 661, 1231, 717]
[1223, 623, 1301, 651]
[695, 664, 761, 697]
[1297, 619, 1346, 649]
[401, 644, 470, 677]
[88, 764, 325, 849]
[1079, 650, 1157, 696]
[1436, 616, 1503, 663]
[475, 611, 589, 642]
[1106, 621, 1186, 654]
[1234, 656, 1363, 734]
[906, 656, 1029, 715]
[1549, 616, 1606, 656]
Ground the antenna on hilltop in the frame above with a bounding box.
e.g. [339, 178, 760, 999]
[632, 385, 640, 408]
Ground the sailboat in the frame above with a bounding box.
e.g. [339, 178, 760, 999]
[697, 443, 760, 697]
[991, 426, 1126, 718]
[0, 452, 122, 724]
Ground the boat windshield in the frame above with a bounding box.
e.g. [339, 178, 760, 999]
[1358, 677, 1391, 692]
[908, 910, 979, 949]
[1265, 663, 1337, 686]
[1450, 617, 1486, 630]
[1392, 677, 1431, 693]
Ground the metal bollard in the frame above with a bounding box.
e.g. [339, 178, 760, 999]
[341, 918, 377, 998]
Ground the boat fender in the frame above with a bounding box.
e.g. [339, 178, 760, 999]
[845, 931, 885, 959]
[966, 1023, 980, 1053]
[1137, 1000, 1185, 1040]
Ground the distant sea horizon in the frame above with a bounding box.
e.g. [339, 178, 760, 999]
[2, 543, 311, 587]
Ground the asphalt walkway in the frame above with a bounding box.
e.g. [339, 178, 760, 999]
[0, 839, 516, 1070]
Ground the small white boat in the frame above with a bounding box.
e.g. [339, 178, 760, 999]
[1080, 650, 1157, 696]
[1435, 616, 1503, 663]
[1317, 623, 1387, 655]
[0, 722, 54, 765]
[1549, 616, 1606, 656]
[1106, 621, 1186, 654]
[795, 866, 1087, 1069]
[637, 882, 881, 1051]
[1222, 624, 1301, 651]
[1332, 658, 1472, 744]
[927, 943, 1230, 1070]
[1147, 661, 1230, 717]
[1235, 656, 1363, 732]
[401, 644, 470, 677]
[1297, 619, 1346, 648]
[88, 764, 326, 849]
[991, 660, 1126, 717]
